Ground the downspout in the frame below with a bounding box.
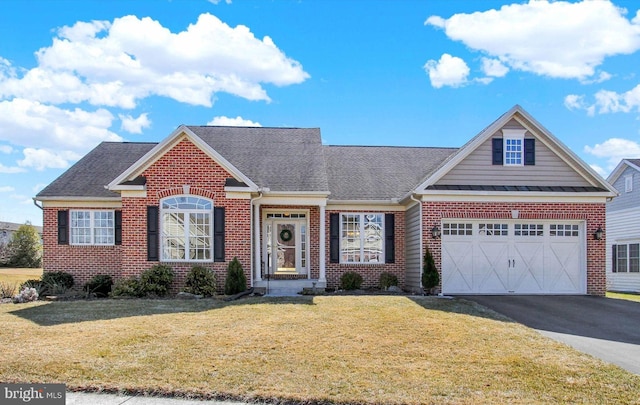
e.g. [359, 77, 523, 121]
[410, 194, 423, 293]
[250, 190, 264, 288]
[32, 198, 43, 211]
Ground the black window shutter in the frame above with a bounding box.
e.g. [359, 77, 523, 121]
[385, 213, 395, 263]
[147, 206, 159, 261]
[329, 213, 340, 263]
[612, 245, 617, 273]
[214, 207, 225, 262]
[57, 210, 69, 245]
[524, 138, 535, 165]
[114, 210, 122, 245]
[492, 138, 503, 165]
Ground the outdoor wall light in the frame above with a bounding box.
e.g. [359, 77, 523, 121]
[594, 226, 604, 241]
[431, 225, 441, 239]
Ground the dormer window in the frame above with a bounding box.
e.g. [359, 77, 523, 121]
[492, 129, 535, 166]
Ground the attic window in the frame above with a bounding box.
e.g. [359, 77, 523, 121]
[492, 129, 535, 166]
[625, 174, 633, 193]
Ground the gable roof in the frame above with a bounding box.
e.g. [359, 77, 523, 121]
[324, 145, 456, 200]
[37, 142, 156, 199]
[607, 159, 640, 185]
[414, 105, 618, 196]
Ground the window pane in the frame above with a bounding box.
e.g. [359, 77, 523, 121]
[341, 214, 360, 263]
[93, 211, 114, 244]
[504, 138, 522, 165]
[630, 244, 640, 273]
[189, 213, 211, 260]
[71, 211, 91, 244]
[162, 212, 186, 260]
[363, 214, 383, 263]
[617, 244, 628, 273]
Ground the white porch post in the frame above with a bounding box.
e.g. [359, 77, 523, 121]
[254, 202, 262, 282]
[319, 204, 326, 282]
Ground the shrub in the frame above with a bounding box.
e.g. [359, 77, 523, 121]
[379, 272, 398, 290]
[41, 271, 74, 295]
[20, 279, 44, 296]
[83, 274, 114, 298]
[111, 277, 144, 298]
[340, 271, 363, 290]
[224, 257, 246, 295]
[183, 265, 217, 297]
[140, 264, 174, 297]
[0, 281, 17, 299]
[6, 223, 42, 268]
[12, 287, 38, 303]
[422, 246, 440, 294]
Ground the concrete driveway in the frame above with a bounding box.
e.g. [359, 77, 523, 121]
[458, 295, 640, 375]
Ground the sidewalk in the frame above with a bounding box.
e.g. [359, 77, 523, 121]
[66, 392, 256, 405]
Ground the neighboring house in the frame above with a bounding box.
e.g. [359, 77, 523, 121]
[35, 105, 616, 295]
[0, 222, 43, 261]
[606, 159, 640, 293]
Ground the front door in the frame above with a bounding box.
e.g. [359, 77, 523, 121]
[265, 218, 308, 276]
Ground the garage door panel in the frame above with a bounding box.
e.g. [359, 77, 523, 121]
[442, 240, 474, 293]
[545, 242, 582, 293]
[511, 241, 544, 293]
[475, 242, 509, 293]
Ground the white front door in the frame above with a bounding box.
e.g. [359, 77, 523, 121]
[442, 221, 585, 294]
[265, 217, 308, 276]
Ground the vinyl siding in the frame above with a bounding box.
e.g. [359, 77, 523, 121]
[437, 120, 592, 187]
[607, 166, 640, 212]
[404, 203, 422, 292]
[606, 207, 640, 292]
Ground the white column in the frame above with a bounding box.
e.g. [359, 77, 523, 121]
[254, 202, 262, 282]
[319, 204, 326, 282]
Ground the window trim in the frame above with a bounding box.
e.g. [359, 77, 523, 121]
[613, 242, 640, 273]
[502, 130, 525, 166]
[160, 195, 214, 263]
[70, 209, 115, 246]
[339, 212, 385, 264]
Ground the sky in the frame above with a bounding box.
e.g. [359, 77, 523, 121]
[2, 0, 640, 226]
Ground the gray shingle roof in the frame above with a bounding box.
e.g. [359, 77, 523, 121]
[324, 146, 458, 200]
[37, 142, 156, 198]
[189, 126, 329, 192]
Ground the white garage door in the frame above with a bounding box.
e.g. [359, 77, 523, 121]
[441, 221, 586, 294]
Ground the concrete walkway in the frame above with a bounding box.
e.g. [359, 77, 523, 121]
[459, 295, 640, 374]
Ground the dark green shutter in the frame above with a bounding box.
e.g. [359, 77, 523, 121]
[385, 213, 395, 263]
[57, 210, 69, 245]
[524, 138, 535, 165]
[492, 138, 503, 165]
[612, 245, 617, 273]
[114, 210, 122, 245]
[147, 206, 159, 261]
[214, 207, 225, 262]
[330, 213, 340, 263]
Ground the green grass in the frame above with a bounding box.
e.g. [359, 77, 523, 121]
[0, 296, 638, 404]
[607, 291, 640, 303]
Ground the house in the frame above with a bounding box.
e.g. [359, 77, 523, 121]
[606, 159, 640, 293]
[35, 105, 616, 295]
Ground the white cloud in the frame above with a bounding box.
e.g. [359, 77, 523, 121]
[426, 0, 640, 80]
[564, 94, 595, 116]
[584, 138, 640, 171]
[9, 13, 309, 108]
[32, 183, 46, 193]
[424, 54, 470, 88]
[0, 163, 25, 174]
[119, 113, 151, 134]
[589, 164, 606, 178]
[18, 148, 82, 171]
[0, 186, 14, 192]
[0, 98, 121, 152]
[0, 145, 12, 154]
[206, 116, 262, 126]
[481, 58, 509, 77]
[567, 84, 640, 116]
[208, 0, 232, 4]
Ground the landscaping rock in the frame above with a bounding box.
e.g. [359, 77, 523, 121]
[387, 286, 403, 293]
[176, 292, 203, 300]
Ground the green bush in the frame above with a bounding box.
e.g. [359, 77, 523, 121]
[140, 264, 174, 297]
[183, 265, 217, 297]
[340, 271, 363, 290]
[111, 277, 144, 298]
[6, 223, 42, 268]
[379, 272, 398, 290]
[83, 274, 114, 297]
[224, 257, 246, 295]
[40, 271, 74, 295]
[422, 246, 440, 294]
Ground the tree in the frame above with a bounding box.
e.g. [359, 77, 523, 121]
[224, 257, 247, 295]
[422, 246, 439, 295]
[7, 223, 42, 268]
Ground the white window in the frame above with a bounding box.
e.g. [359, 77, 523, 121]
[70, 210, 114, 245]
[613, 243, 640, 273]
[161, 196, 213, 262]
[549, 224, 579, 237]
[442, 223, 473, 236]
[340, 213, 384, 263]
[625, 174, 633, 193]
[502, 129, 525, 166]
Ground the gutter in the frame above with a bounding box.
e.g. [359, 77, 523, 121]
[32, 197, 43, 210]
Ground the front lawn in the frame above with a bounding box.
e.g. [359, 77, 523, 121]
[607, 291, 640, 303]
[1, 296, 638, 404]
[0, 267, 42, 285]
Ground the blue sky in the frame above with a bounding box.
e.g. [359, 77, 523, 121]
[2, 0, 640, 226]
